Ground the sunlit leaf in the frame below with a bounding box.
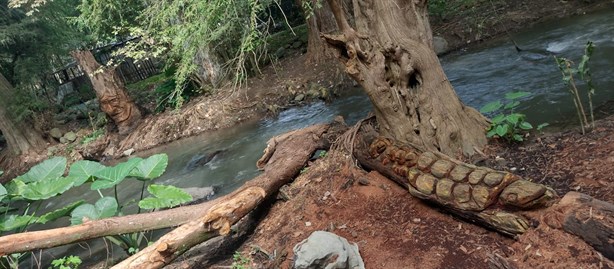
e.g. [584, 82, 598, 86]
[129, 154, 168, 180]
[505, 114, 521, 125]
[504, 91, 531, 100]
[138, 184, 192, 210]
[504, 101, 520, 110]
[69, 160, 106, 186]
[495, 125, 508, 137]
[70, 197, 118, 225]
[20, 176, 76, 201]
[36, 200, 85, 224]
[0, 184, 6, 201]
[0, 215, 35, 232]
[18, 157, 66, 183]
[512, 134, 524, 142]
[519, 122, 533, 130]
[479, 101, 502, 114]
[491, 114, 505, 124]
[537, 123, 550, 131]
[91, 158, 142, 190]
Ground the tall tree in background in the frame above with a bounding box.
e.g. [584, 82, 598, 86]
[71, 50, 142, 134]
[321, 0, 488, 156]
[0, 73, 46, 155]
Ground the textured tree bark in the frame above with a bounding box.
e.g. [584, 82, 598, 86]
[71, 50, 142, 135]
[323, 0, 489, 157]
[545, 192, 614, 260]
[113, 122, 343, 268]
[0, 73, 46, 156]
[300, 0, 340, 63]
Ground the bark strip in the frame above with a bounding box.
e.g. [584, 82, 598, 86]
[545, 192, 614, 260]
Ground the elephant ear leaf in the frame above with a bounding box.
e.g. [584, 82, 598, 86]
[0, 215, 34, 232]
[129, 154, 168, 180]
[70, 197, 118, 225]
[138, 185, 192, 210]
[69, 160, 106, 186]
[18, 157, 67, 183]
[91, 157, 142, 190]
[20, 176, 76, 201]
[36, 200, 85, 224]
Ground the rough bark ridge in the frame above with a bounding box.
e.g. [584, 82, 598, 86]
[323, 0, 488, 156]
[0, 73, 46, 155]
[301, 0, 341, 63]
[71, 50, 142, 135]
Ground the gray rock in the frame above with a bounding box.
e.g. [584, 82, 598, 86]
[294, 94, 305, 102]
[122, 148, 135, 156]
[291, 41, 303, 49]
[59, 137, 68, 144]
[433, 36, 449, 55]
[50, 128, 63, 140]
[182, 186, 216, 201]
[63, 131, 77, 142]
[293, 231, 365, 269]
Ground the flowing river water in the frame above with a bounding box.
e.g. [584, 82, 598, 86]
[32, 10, 614, 266]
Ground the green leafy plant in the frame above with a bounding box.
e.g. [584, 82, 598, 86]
[555, 41, 596, 135]
[50, 255, 82, 269]
[81, 129, 104, 145]
[480, 91, 545, 142]
[232, 251, 252, 269]
[0, 152, 190, 266]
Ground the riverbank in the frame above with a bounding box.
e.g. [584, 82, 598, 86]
[1, 0, 612, 181]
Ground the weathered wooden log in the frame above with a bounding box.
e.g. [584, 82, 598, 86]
[112, 122, 345, 268]
[545, 192, 614, 260]
[353, 125, 556, 236]
[0, 200, 217, 255]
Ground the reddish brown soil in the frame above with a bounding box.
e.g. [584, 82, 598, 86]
[215, 135, 613, 268]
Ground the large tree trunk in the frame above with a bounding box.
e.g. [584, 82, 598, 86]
[71, 50, 142, 135]
[323, 0, 488, 156]
[0, 73, 46, 156]
[300, 0, 339, 63]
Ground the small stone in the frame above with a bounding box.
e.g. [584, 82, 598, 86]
[450, 165, 473, 182]
[433, 36, 449, 55]
[63, 131, 77, 142]
[416, 174, 437, 194]
[123, 148, 135, 156]
[294, 94, 305, 102]
[412, 218, 421, 224]
[483, 172, 505, 187]
[292, 231, 365, 269]
[453, 184, 472, 203]
[322, 191, 331, 200]
[358, 178, 370, 186]
[59, 137, 68, 144]
[50, 128, 63, 139]
[417, 152, 437, 171]
[510, 167, 518, 172]
[305, 222, 312, 227]
[351, 231, 358, 238]
[436, 178, 454, 200]
[468, 169, 488, 185]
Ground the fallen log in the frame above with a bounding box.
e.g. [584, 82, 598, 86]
[112, 122, 345, 268]
[545, 192, 614, 260]
[0, 121, 345, 262]
[352, 124, 557, 236]
[0, 198, 216, 255]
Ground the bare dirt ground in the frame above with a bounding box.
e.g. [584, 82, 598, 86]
[212, 120, 614, 268]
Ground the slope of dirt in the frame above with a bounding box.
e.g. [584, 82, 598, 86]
[212, 146, 613, 268]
